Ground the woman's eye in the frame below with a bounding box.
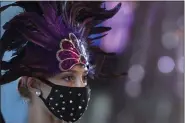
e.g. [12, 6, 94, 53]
[62, 76, 75, 82]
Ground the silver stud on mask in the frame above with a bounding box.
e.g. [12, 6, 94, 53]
[78, 93, 81, 96]
[79, 106, 82, 109]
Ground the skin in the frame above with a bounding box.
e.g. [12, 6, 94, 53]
[19, 65, 88, 123]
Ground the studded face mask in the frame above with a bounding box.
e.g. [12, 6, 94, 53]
[36, 78, 91, 123]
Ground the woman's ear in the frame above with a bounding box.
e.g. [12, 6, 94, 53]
[18, 76, 31, 98]
[26, 77, 42, 97]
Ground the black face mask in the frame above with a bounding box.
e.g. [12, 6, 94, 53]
[36, 78, 91, 123]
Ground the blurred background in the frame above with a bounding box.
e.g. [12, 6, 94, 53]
[0, 1, 184, 123]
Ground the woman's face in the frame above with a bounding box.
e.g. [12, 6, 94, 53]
[38, 64, 88, 99]
[22, 65, 89, 122]
[21, 64, 89, 100]
[23, 64, 88, 100]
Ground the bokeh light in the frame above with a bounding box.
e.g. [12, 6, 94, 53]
[162, 19, 178, 33]
[156, 99, 172, 118]
[162, 32, 180, 50]
[125, 81, 141, 98]
[116, 110, 134, 123]
[89, 93, 112, 123]
[158, 56, 175, 73]
[175, 81, 184, 99]
[128, 64, 145, 82]
[176, 56, 184, 73]
[176, 15, 184, 30]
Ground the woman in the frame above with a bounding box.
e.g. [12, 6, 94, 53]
[0, 1, 121, 123]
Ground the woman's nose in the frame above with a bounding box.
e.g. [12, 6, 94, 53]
[73, 77, 85, 87]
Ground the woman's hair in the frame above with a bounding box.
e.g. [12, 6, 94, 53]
[0, 1, 122, 85]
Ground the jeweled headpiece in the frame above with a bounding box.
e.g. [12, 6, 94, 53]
[56, 33, 88, 71]
[0, 1, 121, 85]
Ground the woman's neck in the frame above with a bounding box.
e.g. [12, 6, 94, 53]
[28, 99, 65, 123]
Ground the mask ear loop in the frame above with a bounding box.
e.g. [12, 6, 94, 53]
[34, 84, 58, 120]
[34, 78, 55, 108]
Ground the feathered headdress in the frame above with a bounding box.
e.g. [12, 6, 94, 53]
[0, 1, 122, 85]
